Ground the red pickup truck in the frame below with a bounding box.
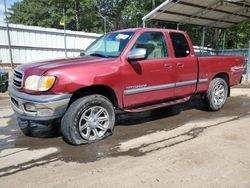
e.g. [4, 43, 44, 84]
[9, 28, 244, 145]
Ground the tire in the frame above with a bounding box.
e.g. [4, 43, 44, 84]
[0, 81, 8, 93]
[5, 81, 8, 91]
[61, 94, 115, 145]
[203, 78, 228, 111]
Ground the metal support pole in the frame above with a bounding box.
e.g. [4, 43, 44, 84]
[98, 14, 109, 34]
[222, 31, 226, 54]
[200, 27, 206, 55]
[143, 21, 146, 28]
[104, 17, 107, 34]
[4, 0, 14, 68]
[177, 24, 180, 30]
[63, 8, 67, 57]
[246, 41, 250, 84]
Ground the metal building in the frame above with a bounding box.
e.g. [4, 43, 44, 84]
[0, 23, 101, 65]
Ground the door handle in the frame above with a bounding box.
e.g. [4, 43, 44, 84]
[177, 63, 184, 67]
[164, 64, 172, 68]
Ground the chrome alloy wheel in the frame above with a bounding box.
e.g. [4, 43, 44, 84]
[78, 106, 110, 141]
[213, 83, 226, 106]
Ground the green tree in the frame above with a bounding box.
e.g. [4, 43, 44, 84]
[9, 0, 53, 27]
[8, 0, 164, 33]
[9, 0, 99, 31]
[8, 0, 250, 49]
[226, 21, 250, 48]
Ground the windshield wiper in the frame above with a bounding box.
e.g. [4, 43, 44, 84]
[88, 53, 109, 58]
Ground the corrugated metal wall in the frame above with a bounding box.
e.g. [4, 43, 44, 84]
[0, 23, 101, 64]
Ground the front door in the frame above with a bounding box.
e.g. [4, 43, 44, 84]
[122, 31, 175, 108]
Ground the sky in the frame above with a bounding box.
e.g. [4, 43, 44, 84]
[0, 0, 22, 23]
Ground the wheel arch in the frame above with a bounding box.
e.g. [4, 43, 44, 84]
[68, 85, 118, 108]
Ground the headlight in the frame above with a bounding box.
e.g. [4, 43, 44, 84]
[24, 75, 56, 91]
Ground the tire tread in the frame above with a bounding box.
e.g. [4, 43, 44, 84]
[61, 94, 115, 145]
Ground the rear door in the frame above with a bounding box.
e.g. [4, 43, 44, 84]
[122, 31, 175, 108]
[169, 32, 198, 97]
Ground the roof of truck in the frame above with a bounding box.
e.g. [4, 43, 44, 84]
[113, 27, 186, 34]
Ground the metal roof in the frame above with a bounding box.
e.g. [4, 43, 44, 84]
[142, 0, 250, 28]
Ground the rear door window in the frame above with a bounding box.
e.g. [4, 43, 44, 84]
[169, 32, 190, 58]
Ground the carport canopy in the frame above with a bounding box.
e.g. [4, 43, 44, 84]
[142, 0, 250, 82]
[142, 0, 250, 29]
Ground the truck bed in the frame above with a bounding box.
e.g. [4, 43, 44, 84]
[196, 55, 244, 93]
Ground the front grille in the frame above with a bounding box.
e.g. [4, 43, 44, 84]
[13, 69, 23, 88]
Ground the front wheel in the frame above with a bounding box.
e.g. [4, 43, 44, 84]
[61, 94, 115, 145]
[203, 78, 228, 111]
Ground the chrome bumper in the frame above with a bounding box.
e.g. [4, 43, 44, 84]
[8, 85, 72, 121]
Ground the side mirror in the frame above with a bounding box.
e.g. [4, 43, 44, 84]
[127, 48, 147, 61]
[80, 51, 85, 56]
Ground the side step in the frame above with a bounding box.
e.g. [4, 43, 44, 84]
[124, 96, 190, 113]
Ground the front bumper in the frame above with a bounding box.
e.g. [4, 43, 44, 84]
[8, 85, 72, 122]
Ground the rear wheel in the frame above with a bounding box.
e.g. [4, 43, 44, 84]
[203, 78, 228, 111]
[61, 94, 115, 145]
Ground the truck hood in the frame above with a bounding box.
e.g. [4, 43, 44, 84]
[17, 56, 117, 76]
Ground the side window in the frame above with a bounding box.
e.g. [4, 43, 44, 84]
[133, 32, 168, 59]
[169, 32, 190, 58]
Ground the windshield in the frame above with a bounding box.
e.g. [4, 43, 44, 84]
[84, 32, 135, 58]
